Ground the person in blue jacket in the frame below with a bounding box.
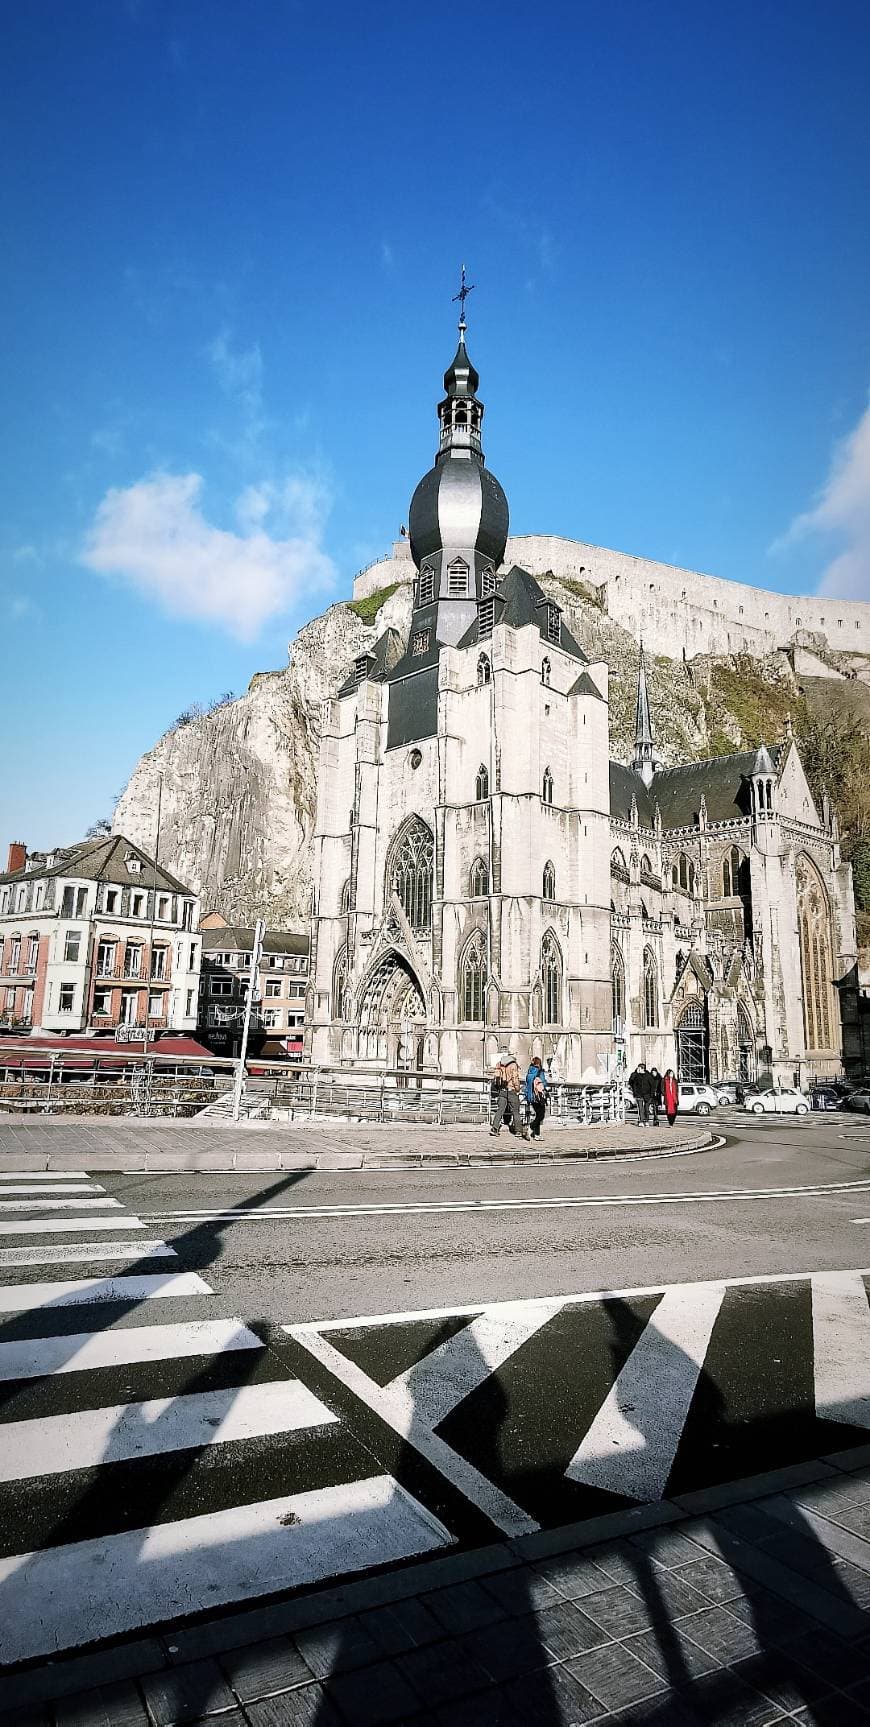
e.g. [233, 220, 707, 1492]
[524, 1056, 549, 1140]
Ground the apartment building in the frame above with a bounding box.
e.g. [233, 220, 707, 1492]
[0, 836, 201, 1035]
[198, 918, 309, 1057]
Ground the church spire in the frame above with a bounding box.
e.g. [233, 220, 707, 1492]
[632, 643, 662, 789]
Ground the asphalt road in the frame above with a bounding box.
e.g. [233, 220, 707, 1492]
[5, 1113, 870, 1667]
[98, 1113, 870, 1323]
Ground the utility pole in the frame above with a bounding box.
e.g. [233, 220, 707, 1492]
[232, 918, 264, 1121]
[142, 771, 164, 1062]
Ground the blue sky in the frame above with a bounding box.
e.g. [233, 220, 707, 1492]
[2, 0, 869, 848]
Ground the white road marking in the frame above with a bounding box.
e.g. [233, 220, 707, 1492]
[0, 1217, 145, 1235]
[0, 1196, 122, 1212]
[0, 1183, 103, 1195]
[290, 1324, 539, 1538]
[813, 1270, 870, 1428]
[0, 1475, 453, 1664]
[565, 1281, 726, 1500]
[0, 1171, 104, 1181]
[0, 1318, 263, 1382]
[146, 1175, 870, 1225]
[294, 1266, 870, 1335]
[0, 1272, 213, 1312]
[0, 1379, 339, 1482]
[390, 1298, 566, 1429]
[0, 1241, 176, 1267]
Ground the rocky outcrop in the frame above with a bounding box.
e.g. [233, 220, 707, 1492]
[114, 589, 413, 924]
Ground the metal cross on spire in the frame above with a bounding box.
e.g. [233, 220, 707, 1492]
[452, 263, 475, 333]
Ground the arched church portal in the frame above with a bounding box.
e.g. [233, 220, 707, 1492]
[676, 998, 709, 1082]
[358, 949, 427, 1068]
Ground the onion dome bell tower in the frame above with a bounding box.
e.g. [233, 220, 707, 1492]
[408, 279, 509, 646]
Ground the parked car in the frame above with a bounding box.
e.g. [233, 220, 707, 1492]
[842, 1088, 870, 1115]
[715, 1082, 740, 1105]
[745, 1087, 811, 1115]
[677, 1083, 720, 1116]
[809, 1084, 842, 1112]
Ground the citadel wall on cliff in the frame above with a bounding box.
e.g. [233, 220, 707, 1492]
[353, 535, 870, 661]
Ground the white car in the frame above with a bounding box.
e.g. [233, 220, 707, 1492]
[745, 1087, 810, 1116]
[677, 1083, 720, 1116]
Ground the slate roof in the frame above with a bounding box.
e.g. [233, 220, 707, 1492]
[651, 748, 782, 828]
[609, 762, 654, 826]
[609, 747, 783, 832]
[337, 628, 405, 697]
[457, 566, 588, 662]
[569, 670, 605, 700]
[0, 835, 192, 895]
[201, 927, 309, 957]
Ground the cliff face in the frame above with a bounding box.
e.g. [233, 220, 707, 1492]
[114, 570, 868, 925]
[113, 586, 412, 923]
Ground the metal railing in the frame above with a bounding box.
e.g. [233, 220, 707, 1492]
[271, 1068, 627, 1127]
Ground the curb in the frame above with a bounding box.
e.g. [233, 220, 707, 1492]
[0, 1132, 713, 1173]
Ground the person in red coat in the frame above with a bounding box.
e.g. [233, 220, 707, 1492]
[663, 1068, 679, 1126]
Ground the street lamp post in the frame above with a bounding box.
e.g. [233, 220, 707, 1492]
[232, 919, 265, 1122]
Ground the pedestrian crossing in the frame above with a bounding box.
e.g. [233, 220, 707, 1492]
[0, 1168, 454, 1667]
[289, 1266, 870, 1541]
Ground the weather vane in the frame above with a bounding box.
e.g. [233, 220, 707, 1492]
[452, 262, 475, 330]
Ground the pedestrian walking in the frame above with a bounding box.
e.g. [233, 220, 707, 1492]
[524, 1056, 549, 1139]
[628, 1061, 652, 1126]
[490, 1050, 523, 1137]
[663, 1068, 679, 1126]
[649, 1066, 663, 1126]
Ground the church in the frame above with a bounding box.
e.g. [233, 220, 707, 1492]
[308, 310, 857, 1088]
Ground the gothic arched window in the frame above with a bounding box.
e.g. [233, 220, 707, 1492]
[460, 935, 487, 1023]
[340, 878, 351, 916]
[542, 932, 562, 1025]
[610, 848, 629, 881]
[722, 846, 745, 898]
[332, 948, 349, 1022]
[541, 656, 551, 687]
[387, 817, 434, 931]
[797, 855, 835, 1051]
[642, 946, 658, 1028]
[477, 654, 491, 687]
[475, 764, 489, 802]
[611, 943, 625, 1033]
[542, 860, 556, 901]
[542, 767, 554, 806]
[470, 856, 489, 897]
[674, 853, 696, 894]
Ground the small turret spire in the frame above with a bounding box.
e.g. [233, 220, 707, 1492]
[632, 643, 663, 789]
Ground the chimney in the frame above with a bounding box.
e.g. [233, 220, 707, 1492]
[6, 842, 26, 874]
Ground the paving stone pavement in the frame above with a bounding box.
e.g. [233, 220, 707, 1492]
[5, 1455, 870, 1726]
[0, 1116, 710, 1170]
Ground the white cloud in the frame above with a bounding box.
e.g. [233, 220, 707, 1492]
[81, 471, 336, 641]
[381, 241, 395, 269]
[775, 394, 870, 600]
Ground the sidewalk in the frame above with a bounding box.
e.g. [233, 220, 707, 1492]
[4, 1451, 870, 1726]
[0, 1117, 711, 1171]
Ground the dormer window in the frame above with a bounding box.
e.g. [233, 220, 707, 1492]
[125, 854, 142, 875]
[411, 629, 430, 658]
[546, 605, 561, 644]
[446, 559, 469, 598]
[354, 655, 372, 687]
[418, 567, 435, 607]
[481, 567, 497, 598]
[478, 598, 495, 640]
